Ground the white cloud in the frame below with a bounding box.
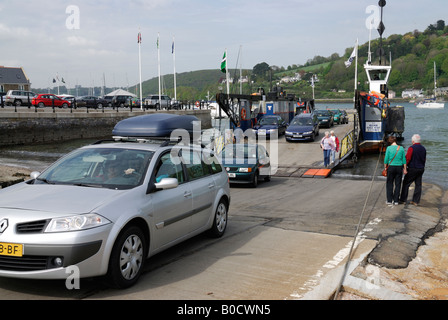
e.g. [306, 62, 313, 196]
[67, 36, 98, 47]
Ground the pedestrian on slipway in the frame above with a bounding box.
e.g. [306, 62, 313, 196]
[330, 130, 340, 164]
[320, 131, 335, 167]
[384, 136, 407, 206]
[399, 134, 426, 206]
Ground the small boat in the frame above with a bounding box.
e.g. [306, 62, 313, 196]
[417, 62, 445, 109]
[416, 98, 444, 109]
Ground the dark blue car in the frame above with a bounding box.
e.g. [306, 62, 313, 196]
[254, 115, 288, 138]
[220, 144, 271, 187]
[285, 113, 320, 142]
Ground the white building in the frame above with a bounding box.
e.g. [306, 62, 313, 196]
[402, 89, 424, 99]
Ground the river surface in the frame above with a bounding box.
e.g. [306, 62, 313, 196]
[0, 102, 446, 189]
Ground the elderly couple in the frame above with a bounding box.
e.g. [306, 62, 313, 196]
[383, 134, 427, 207]
[320, 131, 339, 167]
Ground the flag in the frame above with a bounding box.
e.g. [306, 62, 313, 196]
[138, 32, 142, 44]
[345, 46, 357, 68]
[220, 51, 227, 73]
[62, 78, 65, 84]
[156, 36, 159, 49]
[172, 41, 174, 54]
[53, 78, 56, 83]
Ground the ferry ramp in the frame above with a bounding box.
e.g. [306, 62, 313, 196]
[269, 119, 354, 178]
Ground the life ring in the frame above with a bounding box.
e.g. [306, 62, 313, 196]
[195, 101, 200, 108]
[241, 108, 247, 120]
[367, 93, 380, 106]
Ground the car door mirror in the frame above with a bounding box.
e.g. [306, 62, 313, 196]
[147, 177, 179, 194]
[259, 157, 270, 165]
[154, 178, 179, 190]
[30, 171, 40, 179]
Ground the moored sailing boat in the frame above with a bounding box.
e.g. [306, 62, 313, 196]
[416, 62, 445, 109]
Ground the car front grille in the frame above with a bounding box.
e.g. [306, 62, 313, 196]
[0, 255, 56, 271]
[16, 220, 49, 233]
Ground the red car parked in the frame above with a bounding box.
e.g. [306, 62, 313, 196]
[31, 94, 71, 108]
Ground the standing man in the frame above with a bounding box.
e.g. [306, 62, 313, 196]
[399, 134, 426, 206]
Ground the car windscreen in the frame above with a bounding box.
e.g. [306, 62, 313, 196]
[259, 117, 278, 125]
[291, 117, 313, 126]
[35, 148, 154, 190]
[221, 145, 257, 160]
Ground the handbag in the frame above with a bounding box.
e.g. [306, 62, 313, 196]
[382, 146, 399, 177]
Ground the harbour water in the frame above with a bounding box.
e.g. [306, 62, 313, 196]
[0, 102, 446, 190]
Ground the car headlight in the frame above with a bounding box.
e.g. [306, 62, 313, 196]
[304, 131, 313, 135]
[285, 131, 292, 135]
[238, 167, 252, 173]
[45, 213, 111, 233]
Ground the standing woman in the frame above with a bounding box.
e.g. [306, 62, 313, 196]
[320, 131, 335, 167]
[384, 136, 407, 206]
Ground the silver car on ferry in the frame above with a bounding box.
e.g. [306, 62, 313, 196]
[0, 114, 230, 288]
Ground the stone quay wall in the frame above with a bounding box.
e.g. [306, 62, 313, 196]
[0, 109, 212, 147]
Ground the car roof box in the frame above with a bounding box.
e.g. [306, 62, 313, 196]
[112, 113, 199, 139]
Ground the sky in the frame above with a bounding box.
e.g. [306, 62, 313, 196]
[0, 0, 447, 90]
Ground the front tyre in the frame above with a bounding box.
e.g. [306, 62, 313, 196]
[208, 199, 228, 238]
[107, 225, 147, 289]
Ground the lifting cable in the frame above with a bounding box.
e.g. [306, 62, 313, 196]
[333, 147, 384, 299]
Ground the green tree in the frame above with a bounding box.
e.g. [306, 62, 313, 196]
[389, 69, 402, 87]
[252, 62, 270, 81]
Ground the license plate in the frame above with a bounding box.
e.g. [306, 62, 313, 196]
[228, 173, 236, 178]
[294, 134, 302, 138]
[258, 130, 266, 135]
[0, 242, 23, 257]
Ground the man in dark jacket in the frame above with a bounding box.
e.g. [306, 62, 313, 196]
[399, 134, 426, 206]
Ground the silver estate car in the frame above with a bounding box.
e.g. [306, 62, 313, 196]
[0, 136, 230, 288]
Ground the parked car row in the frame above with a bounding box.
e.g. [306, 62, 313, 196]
[249, 109, 348, 144]
[328, 109, 349, 124]
[223, 109, 348, 187]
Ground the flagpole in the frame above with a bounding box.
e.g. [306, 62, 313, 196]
[355, 39, 359, 93]
[311, 75, 315, 100]
[157, 32, 161, 109]
[173, 36, 177, 102]
[225, 49, 230, 96]
[138, 30, 143, 110]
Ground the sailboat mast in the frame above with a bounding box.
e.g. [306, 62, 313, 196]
[157, 32, 161, 108]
